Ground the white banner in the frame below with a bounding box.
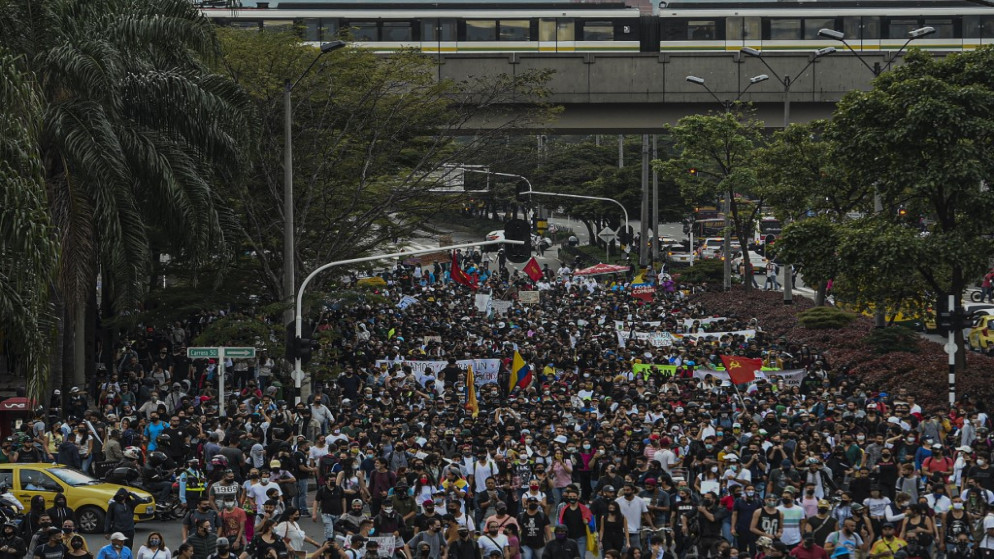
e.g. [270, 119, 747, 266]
[519, 290, 541, 304]
[614, 317, 729, 331]
[616, 329, 755, 347]
[693, 368, 806, 387]
[397, 295, 419, 309]
[475, 293, 492, 313]
[491, 300, 513, 316]
[373, 359, 501, 385]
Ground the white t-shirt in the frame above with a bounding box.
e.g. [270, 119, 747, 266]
[980, 514, 994, 550]
[277, 520, 306, 552]
[615, 495, 649, 534]
[477, 533, 509, 556]
[249, 481, 283, 509]
[136, 546, 173, 559]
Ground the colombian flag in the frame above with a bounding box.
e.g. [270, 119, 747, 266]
[509, 350, 532, 392]
[465, 365, 479, 418]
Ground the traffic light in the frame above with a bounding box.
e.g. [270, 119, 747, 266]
[503, 218, 532, 263]
[898, 207, 908, 217]
[285, 320, 315, 364]
[689, 168, 699, 177]
[619, 226, 634, 245]
[515, 181, 530, 202]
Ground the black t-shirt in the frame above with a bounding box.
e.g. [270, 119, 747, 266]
[245, 536, 287, 559]
[33, 543, 66, 559]
[315, 485, 345, 516]
[561, 506, 587, 539]
[518, 511, 550, 548]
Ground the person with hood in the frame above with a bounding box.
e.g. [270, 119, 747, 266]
[0, 521, 26, 559]
[46, 494, 74, 529]
[21, 497, 47, 540]
[105, 488, 141, 549]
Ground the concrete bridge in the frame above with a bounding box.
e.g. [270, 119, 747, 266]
[436, 50, 911, 131]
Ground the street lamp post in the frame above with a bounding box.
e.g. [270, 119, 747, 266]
[739, 46, 835, 303]
[285, 40, 346, 401]
[685, 74, 769, 291]
[817, 25, 934, 324]
[817, 26, 935, 76]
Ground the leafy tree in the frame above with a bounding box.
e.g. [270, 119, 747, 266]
[216, 30, 553, 302]
[827, 47, 994, 369]
[774, 217, 841, 306]
[0, 0, 250, 399]
[657, 111, 765, 290]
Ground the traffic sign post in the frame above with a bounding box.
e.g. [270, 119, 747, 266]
[186, 346, 257, 416]
[598, 227, 616, 261]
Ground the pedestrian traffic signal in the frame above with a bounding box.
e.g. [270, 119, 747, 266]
[503, 219, 532, 263]
[515, 181, 530, 202]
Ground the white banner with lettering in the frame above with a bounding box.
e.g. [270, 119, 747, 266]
[616, 329, 756, 347]
[614, 318, 728, 331]
[374, 359, 501, 385]
[693, 368, 807, 387]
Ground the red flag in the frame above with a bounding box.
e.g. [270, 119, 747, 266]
[720, 355, 762, 384]
[523, 257, 543, 282]
[451, 251, 478, 290]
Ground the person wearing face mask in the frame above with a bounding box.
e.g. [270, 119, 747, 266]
[776, 489, 803, 549]
[518, 497, 551, 559]
[824, 517, 863, 559]
[59, 521, 86, 553]
[96, 533, 132, 559]
[105, 488, 141, 550]
[45, 495, 73, 530]
[615, 483, 652, 553]
[373, 498, 406, 539]
[249, 471, 285, 513]
[313, 476, 345, 541]
[447, 527, 481, 559]
[184, 498, 222, 542]
[732, 484, 762, 556]
[185, 520, 219, 559]
[539, 526, 579, 559]
[790, 535, 828, 559]
[0, 521, 26, 559]
[405, 519, 447, 559]
[208, 538, 237, 559]
[942, 498, 971, 556]
[211, 470, 244, 513]
[219, 499, 249, 554]
[803, 500, 838, 547]
[136, 533, 171, 559]
[337, 500, 369, 537]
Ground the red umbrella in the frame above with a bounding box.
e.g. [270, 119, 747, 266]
[573, 263, 630, 276]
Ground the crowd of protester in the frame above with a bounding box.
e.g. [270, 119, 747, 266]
[9, 258, 994, 559]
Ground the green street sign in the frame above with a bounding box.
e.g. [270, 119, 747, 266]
[223, 347, 257, 358]
[187, 347, 219, 358]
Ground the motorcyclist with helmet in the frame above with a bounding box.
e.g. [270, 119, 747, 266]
[143, 447, 177, 504]
[104, 447, 143, 486]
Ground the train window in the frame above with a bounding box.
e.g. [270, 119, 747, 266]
[985, 16, 994, 37]
[499, 20, 530, 41]
[228, 20, 262, 31]
[743, 17, 760, 40]
[263, 19, 294, 33]
[421, 19, 457, 41]
[540, 19, 556, 41]
[804, 19, 834, 40]
[769, 18, 802, 41]
[351, 22, 378, 41]
[557, 20, 575, 42]
[303, 19, 339, 41]
[687, 20, 716, 40]
[382, 22, 412, 41]
[923, 18, 954, 39]
[466, 20, 497, 41]
[963, 15, 981, 38]
[887, 18, 920, 40]
[726, 17, 743, 41]
[584, 21, 614, 41]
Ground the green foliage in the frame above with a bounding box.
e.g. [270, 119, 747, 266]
[774, 217, 841, 293]
[216, 29, 554, 302]
[657, 111, 767, 288]
[797, 306, 857, 330]
[194, 314, 281, 356]
[674, 259, 725, 286]
[865, 325, 920, 354]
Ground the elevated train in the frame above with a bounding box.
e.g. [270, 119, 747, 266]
[201, 0, 994, 54]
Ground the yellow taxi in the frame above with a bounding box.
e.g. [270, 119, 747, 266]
[968, 315, 994, 350]
[0, 463, 156, 533]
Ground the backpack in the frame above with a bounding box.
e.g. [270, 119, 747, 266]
[318, 454, 339, 482]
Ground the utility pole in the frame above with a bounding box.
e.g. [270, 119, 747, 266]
[652, 135, 660, 263]
[640, 135, 650, 267]
[618, 135, 624, 168]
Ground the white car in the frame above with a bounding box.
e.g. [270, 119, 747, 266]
[484, 230, 551, 251]
[731, 250, 767, 273]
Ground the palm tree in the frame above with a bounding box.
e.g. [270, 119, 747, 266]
[0, 0, 249, 399]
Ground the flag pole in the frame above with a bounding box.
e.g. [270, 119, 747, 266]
[728, 381, 749, 412]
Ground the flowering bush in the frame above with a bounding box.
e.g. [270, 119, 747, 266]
[691, 287, 994, 411]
